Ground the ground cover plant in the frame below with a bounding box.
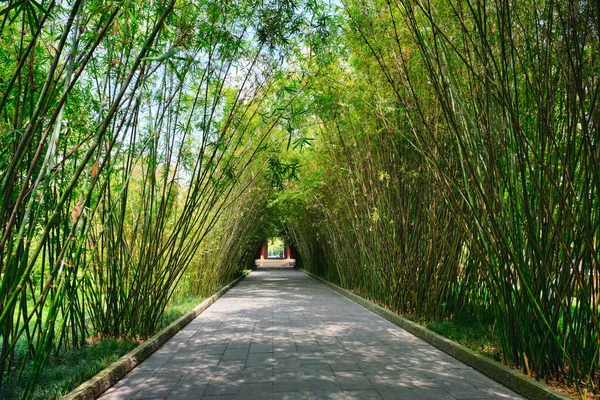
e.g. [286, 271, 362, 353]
[0, 291, 208, 399]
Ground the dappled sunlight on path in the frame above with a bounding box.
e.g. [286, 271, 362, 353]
[100, 268, 522, 400]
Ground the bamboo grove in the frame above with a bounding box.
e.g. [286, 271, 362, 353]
[1, 0, 599, 398]
[0, 0, 329, 396]
[279, 0, 600, 396]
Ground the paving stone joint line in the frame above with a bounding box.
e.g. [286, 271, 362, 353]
[93, 267, 529, 400]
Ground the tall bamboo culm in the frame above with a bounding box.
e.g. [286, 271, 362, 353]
[286, 0, 600, 395]
[0, 0, 315, 396]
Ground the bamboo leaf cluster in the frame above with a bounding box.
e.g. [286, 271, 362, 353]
[283, 0, 600, 395]
[0, 0, 321, 396]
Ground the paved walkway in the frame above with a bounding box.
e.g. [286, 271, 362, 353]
[100, 268, 523, 400]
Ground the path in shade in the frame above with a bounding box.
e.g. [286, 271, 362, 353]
[100, 267, 523, 400]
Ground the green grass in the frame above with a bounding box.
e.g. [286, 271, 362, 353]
[1, 294, 205, 400]
[424, 314, 503, 362]
[0, 339, 138, 400]
[158, 295, 205, 329]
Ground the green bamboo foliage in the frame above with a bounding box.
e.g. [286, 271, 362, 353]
[2, 0, 597, 397]
[396, 0, 599, 388]
[0, 0, 318, 396]
[285, 0, 599, 395]
[1, 1, 177, 393]
[188, 178, 274, 296]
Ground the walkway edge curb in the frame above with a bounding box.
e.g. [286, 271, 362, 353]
[62, 271, 251, 400]
[299, 269, 570, 400]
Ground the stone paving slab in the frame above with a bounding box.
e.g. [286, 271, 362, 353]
[99, 267, 523, 400]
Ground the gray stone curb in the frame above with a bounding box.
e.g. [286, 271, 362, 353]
[62, 271, 251, 400]
[300, 269, 571, 400]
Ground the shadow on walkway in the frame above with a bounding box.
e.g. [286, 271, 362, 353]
[100, 268, 522, 400]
